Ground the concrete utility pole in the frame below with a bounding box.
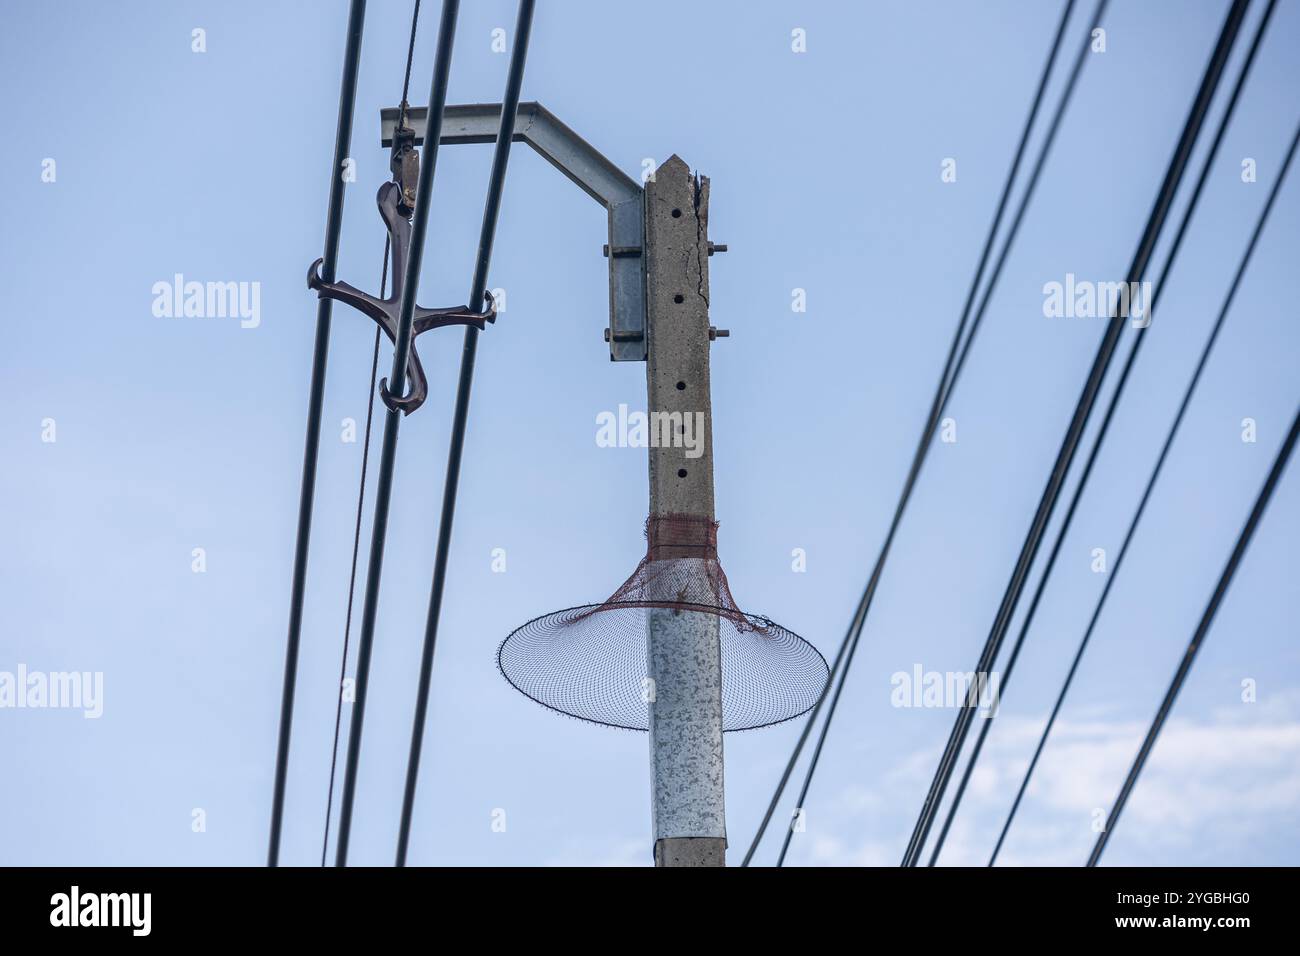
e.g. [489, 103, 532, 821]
[643, 157, 726, 867]
[402, 107, 728, 866]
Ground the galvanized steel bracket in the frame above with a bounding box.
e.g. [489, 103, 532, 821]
[380, 101, 647, 361]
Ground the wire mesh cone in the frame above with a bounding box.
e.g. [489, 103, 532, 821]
[497, 514, 830, 731]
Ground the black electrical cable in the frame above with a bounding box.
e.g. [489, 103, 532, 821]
[929, 0, 1279, 866]
[319, 0, 425, 872]
[994, 118, 1300, 866]
[394, 0, 537, 868]
[745, 0, 1102, 867]
[333, 0, 462, 867]
[268, 0, 368, 869]
[1091, 401, 1300, 866]
[900, 0, 1251, 868]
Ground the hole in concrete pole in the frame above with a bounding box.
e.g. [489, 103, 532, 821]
[671, 208, 682, 218]
[677, 468, 688, 478]
[675, 381, 686, 390]
[673, 294, 684, 304]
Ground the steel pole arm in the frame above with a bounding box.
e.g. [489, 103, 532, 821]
[381, 102, 647, 361]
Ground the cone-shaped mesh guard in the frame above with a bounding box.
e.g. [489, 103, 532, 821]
[497, 514, 829, 731]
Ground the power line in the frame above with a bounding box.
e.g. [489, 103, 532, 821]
[1090, 400, 1300, 865]
[744, 0, 1104, 867]
[994, 118, 1300, 866]
[928, 0, 1280, 866]
[395, 0, 537, 868]
[900, 0, 1251, 867]
[321, 0, 427, 869]
[269, 0, 368, 869]
[333, 0, 462, 867]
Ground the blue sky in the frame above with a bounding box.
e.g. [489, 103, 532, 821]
[0, 0, 1296, 867]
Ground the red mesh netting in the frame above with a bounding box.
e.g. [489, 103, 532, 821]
[497, 514, 829, 731]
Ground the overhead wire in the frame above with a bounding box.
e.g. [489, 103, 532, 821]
[321, 284, 383, 868]
[900, 0, 1252, 867]
[745, 0, 1106, 867]
[394, 0, 538, 867]
[333, 0, 462, 867]
[1091, 401, 1300, 865]
[314, 0, 431, 868]
[998, 117, 1300, 866]
[744, 0, 1088, 867]
[929, 0, 1280, 866]
[269, 0, 369, 868]
[318, 0, 425, 872]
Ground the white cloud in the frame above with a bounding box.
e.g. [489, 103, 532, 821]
[783, 691, 1300, 866]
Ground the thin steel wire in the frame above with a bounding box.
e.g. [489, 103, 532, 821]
[321, 244, 387, 867]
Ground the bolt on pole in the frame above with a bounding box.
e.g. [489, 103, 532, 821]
[643, 156, 726, 867]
